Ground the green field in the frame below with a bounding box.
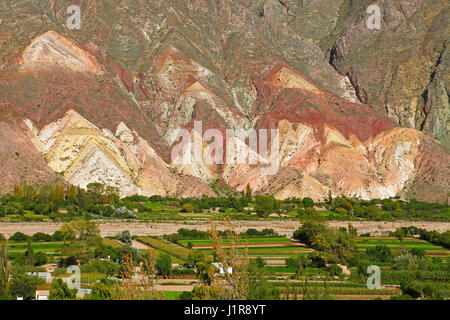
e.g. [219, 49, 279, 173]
[178, 236, 291, 247]
[7, 242, 63, 253]
[163, 291, 184, 300]
[356, 237, 449, 252]
[136, 237, 193, 262]
[196, 245, 311, 259]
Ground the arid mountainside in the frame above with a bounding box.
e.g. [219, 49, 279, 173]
[0, 0, 448, 201]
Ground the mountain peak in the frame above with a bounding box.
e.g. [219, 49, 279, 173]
[19, 30, 101, 74]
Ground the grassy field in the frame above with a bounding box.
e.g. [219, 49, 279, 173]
[135, 236, 193, 262]
[196, 245, 311, 256]
[163, 291, 183, 300]
[102, 238, 124, 249]
[178, 236, 292, 247]
[356, 237, 449, 252]
[7, 242, 63, 253]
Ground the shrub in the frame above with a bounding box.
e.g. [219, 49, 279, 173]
[80, 259, 119, 277]
[91, 283, 112, 300]
[32, 232, 52, 242]
[328, 264, 343, 277]
[118, 231, 132, 247]
[51, 231, 64, 241]
[9, 232, 30, 242]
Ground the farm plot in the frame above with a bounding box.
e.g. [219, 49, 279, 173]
[7, 241, 63, 254]
[135, 236, 193, 263]
[178, 237, 294, 247]
[357, 237, 449, 254]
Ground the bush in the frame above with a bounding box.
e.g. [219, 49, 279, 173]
[91, 283, 112, 300]
[58, 256, 77, 268]
[80, 259, 119, 277]
[393, 253, 425, 270]
[401, 281, 423, 299]
[32, 232, 52, 242]
[9, 232, 30, 242]
[366, 245, 392, 262]
[328, 264, 343, 277]
[118, 231, 132, 247]
[51, 231, 64, 241]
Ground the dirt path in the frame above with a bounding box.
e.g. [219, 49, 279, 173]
[131, 240, 149, 250]
[0, 220, 449, 238]
[155, 285, 193, 292]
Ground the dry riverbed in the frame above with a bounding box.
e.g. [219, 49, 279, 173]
[0, 220, 449, 238]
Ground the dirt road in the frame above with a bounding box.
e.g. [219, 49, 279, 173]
[0, 220, 449, 238]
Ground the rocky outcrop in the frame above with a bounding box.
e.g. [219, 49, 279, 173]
[0, 2, 448, 202]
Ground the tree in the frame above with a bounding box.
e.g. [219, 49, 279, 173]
[245, 184, 252, 202]
[401, 281, 423, 299]
[59, 220, 100, 251]
[208, 218, 249, 300]
[366, 245, 392, 262]
[254, 196, 279, 218]
[54, 184, 65, 203]
[25, 240, 34, 267]
[303, 197, 315, 208]
[8, 274, 37, 300]
[392, 252, 424, 270]
[91, 283, 112, 300]
[187, 250, 205, 268]
[327, 264, 343, 277]
[9, 232, 29, 242]
[395, 228, 405, 241]
[156, 253, 172, 278]
[196, 261, 215, 286]
[114, 251, 162, 300]
[248, 275, 280, 300]
[182, 203, 195, 213]
[13, 185, 22, 199]
[32, 232, 52, 242]
[255, 257, 266, 269]
[118, 231, 132, 247]
[34, 252, 48, 266]
[49, 278, 77, 300]
[0, 241, 9, 297]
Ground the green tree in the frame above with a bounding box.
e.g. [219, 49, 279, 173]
[196, 261, 215, 285]
[187, 250, 205, 268]
[182, 203, 195, 213]
[25, 240, 34, 267]
[156, 253, 172, 278]
[59, 220, 100, 251]
[118, 231, 132, 247]
[254, 196, 279, 218]
[0, 241, 9, 297]
[8, 274, 37, 300]
[91, 282, 112, 300]
[49, 278, 77, 300]
[9, 232, 29, 242]
[302, 197, 315, 208]
[245, 184, 252, 202]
